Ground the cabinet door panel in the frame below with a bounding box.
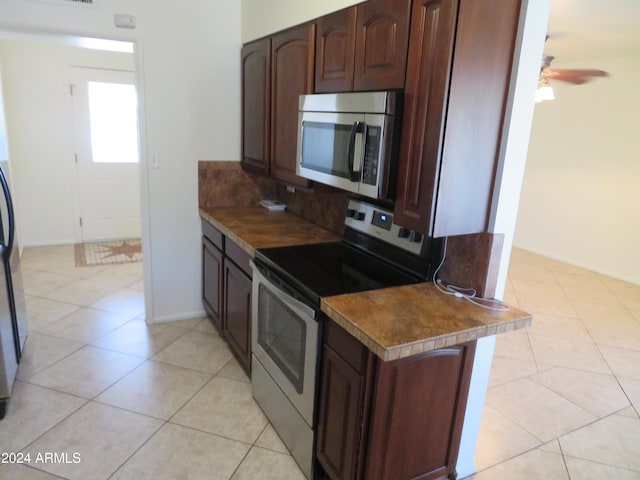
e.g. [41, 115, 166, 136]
[241, 39, 271, 176]
[224, 258, 252, 373]
[202, 236, 223, 331]
[271, 24, 315, 188]
[394, 0, 458, 234]
[365, 342, 476, 480]
[434, 0, 521, 237]
[316, 345, 366, 480]
[315, 8, 357, 93]
[354, 0, 411, 91]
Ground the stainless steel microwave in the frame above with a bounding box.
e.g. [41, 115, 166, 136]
[296, 91, 402, 202]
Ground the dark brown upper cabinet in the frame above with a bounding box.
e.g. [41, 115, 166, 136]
[270, 23, 315, 188]
[433, 0, 521, 237]
[394, 0, 521, 237]
[354, 0, 411, 91]
[315, 8, 357, 93]
[394, 0, 459, 234]
[241, 38, 271, 176]
[315, 0, 411, 93]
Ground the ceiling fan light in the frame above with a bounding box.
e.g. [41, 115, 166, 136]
[535, 83, 555, 102]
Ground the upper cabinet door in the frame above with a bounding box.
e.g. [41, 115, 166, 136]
[241, 39, 271, 176]
[394, 0, 459, 234]
[353, 0, 411, 91]
[315, 8, 357, 93]
[271, 24, 315, 188]
[433, 0, 521, 237]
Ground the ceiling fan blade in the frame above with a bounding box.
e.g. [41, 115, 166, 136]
[545, 69, 609, 85]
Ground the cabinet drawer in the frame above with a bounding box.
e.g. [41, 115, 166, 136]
[201, 219, 224, 251]
[324, 319, 369, 374]
[226, 239, 252, 278]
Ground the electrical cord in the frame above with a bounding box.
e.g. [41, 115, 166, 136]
[432, 237, 510, 312]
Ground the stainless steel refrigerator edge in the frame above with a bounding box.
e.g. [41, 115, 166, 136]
[0, 163, 27, 419]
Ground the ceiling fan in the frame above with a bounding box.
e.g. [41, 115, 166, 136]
[536, 35, 609, 102]
[540, 54, 609, 85]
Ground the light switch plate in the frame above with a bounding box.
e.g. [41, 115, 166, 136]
[114, 14, 136, 28]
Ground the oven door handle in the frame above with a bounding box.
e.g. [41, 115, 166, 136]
[250, 261, 317, 321]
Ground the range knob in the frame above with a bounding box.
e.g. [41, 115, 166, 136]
[346, 209, 365, 221]
[409, 231, 423, 243]
[398, 227, 410, 238]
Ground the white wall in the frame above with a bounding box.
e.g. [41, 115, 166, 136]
[515, 56, 640, 285]
[0, 39, 133, 246]
[241, 0, 362, 42]
[456, 0, 551, 476]
[0, 68, 9, 162]
[0, 0, 242, 322]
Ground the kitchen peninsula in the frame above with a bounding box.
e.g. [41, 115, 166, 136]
[198, 161, 531, 480]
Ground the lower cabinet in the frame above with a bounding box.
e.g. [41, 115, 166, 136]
[223, 257, 252, 372]
[202, 236, 224, 331]
[316, 320, 476, 480]
[316, 330, 373, 480]
[201, 220, 252, 374]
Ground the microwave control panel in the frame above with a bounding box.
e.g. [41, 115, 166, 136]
[362, 126, 381, 186]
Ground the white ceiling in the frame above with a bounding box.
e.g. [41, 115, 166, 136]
[545, 0, 640, 65]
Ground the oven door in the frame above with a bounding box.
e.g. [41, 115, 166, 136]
[251, 261, 319, 426]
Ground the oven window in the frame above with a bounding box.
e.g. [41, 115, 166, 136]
[257, 284, 307, 393]
[300, 121, 351, 178]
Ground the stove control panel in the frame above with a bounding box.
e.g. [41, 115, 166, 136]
[344, 199, 426, 256]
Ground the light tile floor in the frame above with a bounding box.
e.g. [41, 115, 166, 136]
[0, 245, 638, 479]
[470, 248, 640, 479]
[1, 244, 303, 480]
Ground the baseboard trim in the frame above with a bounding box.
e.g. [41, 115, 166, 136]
[511, 243, 640, 286]
[146, 309, 207, 325]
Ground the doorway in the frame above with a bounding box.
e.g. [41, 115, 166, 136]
[70, 66, 141, 242]
[0, 33, 141, 247]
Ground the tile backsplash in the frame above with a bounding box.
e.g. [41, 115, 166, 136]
[198, 161, 276, 209]
[198, 161, 346, 234]
[198, 161, 503, 297]
[275, 183, 346, 235]
[437, 232, 504, 299]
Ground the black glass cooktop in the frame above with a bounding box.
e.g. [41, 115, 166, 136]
[254, 241, 426, 307]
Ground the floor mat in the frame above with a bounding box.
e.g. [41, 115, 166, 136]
[74, 239, 142, 267]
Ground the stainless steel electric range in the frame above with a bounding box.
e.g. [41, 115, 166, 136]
[250, 198, 438, 479]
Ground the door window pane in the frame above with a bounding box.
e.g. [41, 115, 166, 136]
[88, 81, 139, 164]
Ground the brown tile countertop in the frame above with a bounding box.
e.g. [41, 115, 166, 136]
[321, 283, 532, 361]
[200, 206, 531, 362]
[199, 207, 341, 256]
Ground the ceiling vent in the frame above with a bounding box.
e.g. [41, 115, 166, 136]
[26, 0, 97, 7]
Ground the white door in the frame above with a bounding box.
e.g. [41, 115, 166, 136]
[70, 67, 141, 242]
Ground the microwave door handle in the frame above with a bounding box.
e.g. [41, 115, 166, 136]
[347, 121, 365, 182]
